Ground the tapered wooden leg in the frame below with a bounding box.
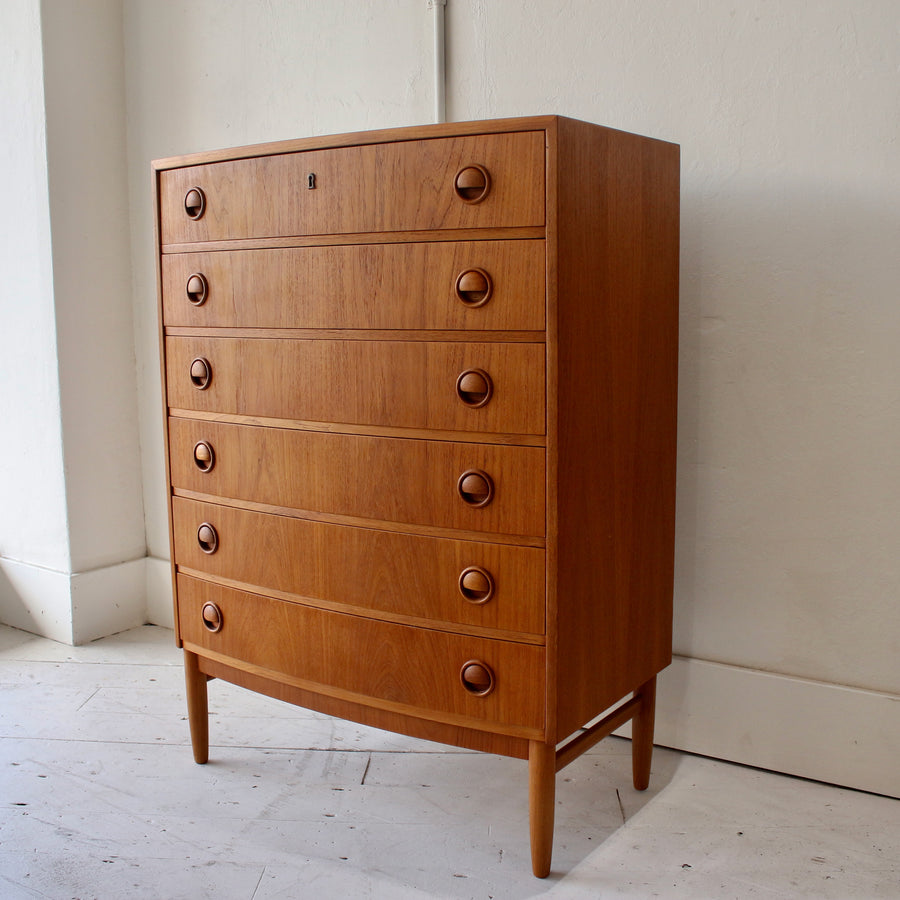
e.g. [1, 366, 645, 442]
[632, 675, 657, 791]
[529, 740, 556, 878]
[184, 650, 209, 764]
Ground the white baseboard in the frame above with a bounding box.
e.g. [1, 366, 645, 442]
[70, 559, 148, 644]
[0, 555, 146, 644]
[0, 558, 76, 644]
[617, 656, 900, 799]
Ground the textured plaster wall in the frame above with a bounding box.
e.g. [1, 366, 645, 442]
[124, 0, 899, 700]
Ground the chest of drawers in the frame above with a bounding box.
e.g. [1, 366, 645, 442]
[154, 115, 679, 877]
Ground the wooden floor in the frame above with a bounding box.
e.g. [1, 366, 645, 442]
[0, 624, 896, 899]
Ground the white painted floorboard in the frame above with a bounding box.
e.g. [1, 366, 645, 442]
[0, 624, 896, 899]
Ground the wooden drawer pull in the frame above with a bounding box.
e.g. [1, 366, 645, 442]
[456, 369, 493, 408]
[189, 357, 212, 390]
[184, 187, 206, 220]
[197, 523, 219, 554]
[454, 165, 490, 203]
[201, 601, 223, 633]
[460, 660, 495, 696]
[192, 441, 215, 473]
[186, 273, 208, 306]
[457, 470, 494, 507]
[458, 566, 495, 604]
[455, 268, 492, 306]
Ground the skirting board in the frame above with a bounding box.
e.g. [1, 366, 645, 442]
[0, 555, 146, 645]
[617, 656, 900, 799]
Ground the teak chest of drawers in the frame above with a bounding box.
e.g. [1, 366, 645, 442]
[154, 115, 679, 877]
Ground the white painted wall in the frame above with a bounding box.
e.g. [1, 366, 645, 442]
[42, 0, 146, 576]
[0, 0, 146, 642]
[0, 0, 70, 633]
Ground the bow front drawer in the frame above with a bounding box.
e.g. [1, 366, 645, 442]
[172, 497, 545, 635]
[168, 419, 545, 537]
[159, 132, 545, 244]
[178, 575, 545, 736]
[160, 240, 545, 331]
[165, 336, 545, 435]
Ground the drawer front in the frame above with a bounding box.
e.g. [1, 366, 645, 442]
[177, 574, 545, 733]
[159, 132, 545, 244]
[161, 241, 546, 331]
[172, 497, 545, 635]
[168, 418, 545, 537]
[165, 337, 545, 435]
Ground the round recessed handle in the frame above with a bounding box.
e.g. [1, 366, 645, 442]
[201, 601, 223, 633]
[186, 273, 209, 306]
[456, 369, 493, 408]
[197, 522, 219, 555]
[455, 268, 493, 307]
[457, 469, 494, 507]
[184, 187, 206, 220]
[192, 441, 215, 473]
[460, 660, 495, 696]
[189, 357, 212, 390]
[454, 165, 491, 203]
[458, 566, 495, 604]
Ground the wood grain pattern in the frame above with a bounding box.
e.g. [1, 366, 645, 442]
[632, 676, 657, 791]
[167, 408, 546, 448]
[542, 118, 561, 746]
[183, 650, 209, 764]
[154, 156, 182, 645]
[177, 574, 545, 734]
[167, 417, 546, 537]
[161, 241, 546, 331]
[165, 329, 544, 344]
[160, 226, 545, 254]
[153, 115, 560, 171]
[529, 741, 556, 878]
[554, 694, 641, 771]
[171, 496, 545, 636]
[550, 118, 679, 741]
[164, 336, 545, 435]
[197, 654, 532, 758]
[171, 489, 546, 548]
[159, 132, 545, 244]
